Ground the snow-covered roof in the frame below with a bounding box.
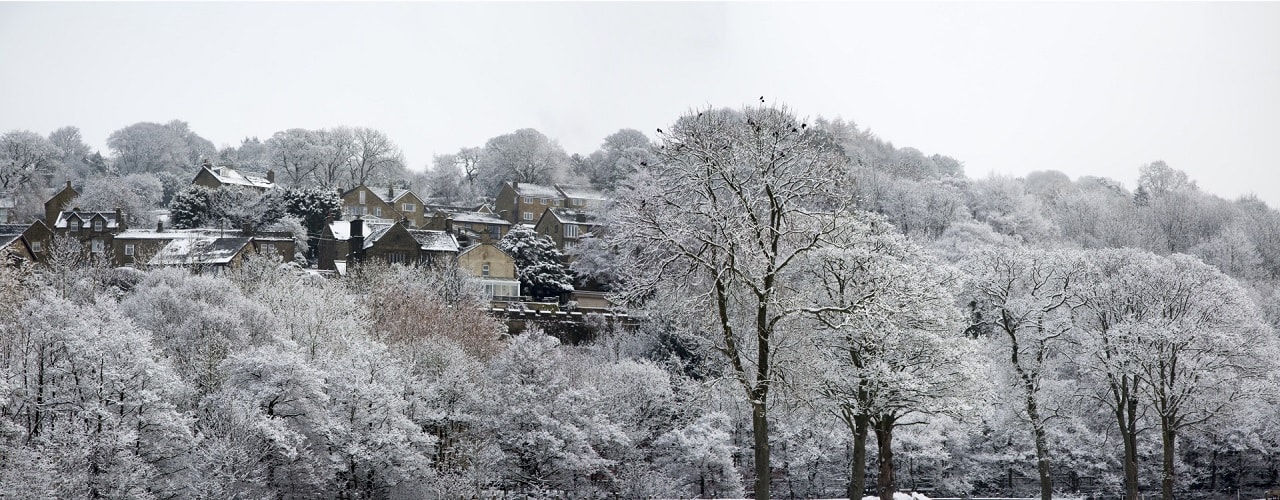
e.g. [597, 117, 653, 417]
[408, 229, 459, 253]
[510, 182, 560, 199]
[207, 166, 275, 189]
[555, 184, 607, 201]
[149, 236, 251, 266]
[449, 211, 510, 225]
[546, 208, 599, 226]
[360, 222, 396, 250]
[0, 224, 27, 236]
[54, 210, 123, 230]
[328, 220, 350, 240]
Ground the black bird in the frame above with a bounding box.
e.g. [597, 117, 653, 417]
[657, 128, 663, 134]
[759, 96, 765, 103]
[801, 123, 807, 129]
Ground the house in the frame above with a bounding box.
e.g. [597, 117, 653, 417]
[494, 181, 564, 225]
[457, 243, 521, 300]
[556, 184, 607, 210]
[112, 221, 295, 267]
[44, 181, 79, 223]
[424, 207, 512, 246]
[52, 208, 127, 258]
[533, 207, 599, 252]
[0, 223, 43, 265]
[147, 234, 254, 271]
[318, 218, 459, 270]
[192, 164, 277, 191]
[341, 184, 428, 228]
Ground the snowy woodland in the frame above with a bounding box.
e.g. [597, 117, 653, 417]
[1, 105, 1280, 500]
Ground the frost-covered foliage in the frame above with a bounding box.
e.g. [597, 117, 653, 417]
[498, 224, 574, 299]
[168, 184, 284, 229]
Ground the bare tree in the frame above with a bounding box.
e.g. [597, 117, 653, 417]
[347, 127, 404, 187]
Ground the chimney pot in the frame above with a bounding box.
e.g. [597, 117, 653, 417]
[157, 220, 164, 233]
[267, 170, 275, 184]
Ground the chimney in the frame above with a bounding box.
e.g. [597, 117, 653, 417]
[266, 170, 275, 184]
[324, 213, 334, 226]
[156, 220, 164, 233]
[65, 180, 72, 190]
[512, 181, 519, 190]
[241, 220, 253, 236]
[576, 212, 587, 223]
[388, 185, 395, 199]
[348, 217, 365, 263]
[115, 207, 125, 231]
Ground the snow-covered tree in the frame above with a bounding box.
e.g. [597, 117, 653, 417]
[498, 224, 574, 300]
[607, 103, 851, 499]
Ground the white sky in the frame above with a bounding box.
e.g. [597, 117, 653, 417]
[2, 2, 1278, 205]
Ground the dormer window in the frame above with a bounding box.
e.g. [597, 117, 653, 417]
[93, 220, 103, 232]
[69, 219, 79, 232]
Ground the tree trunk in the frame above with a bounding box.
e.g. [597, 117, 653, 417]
[1116, 379, 1140, 500]
[875, 415, 896, 500]
[1161, 422, 1176, 500]
[753, 401, 771, 500]
[1028, 399, 1053, 500]
[848, 412, 870, 500]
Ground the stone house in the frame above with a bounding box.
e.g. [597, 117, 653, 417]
[425, 208, 512, 246]
[556, 184, 607, 210]
[341, 184, 428, 228]
[319, 218, 459, 270]
[52, 208, 127, 258]
[112, 222, 294, 268]
[533, 207, 599, 252]
[192, 164, 277, 191]
[0, 221, 52, 265]
[457, 243, 521, 300]
[494, 181, 564, 225]
[44, 181, 79, 224]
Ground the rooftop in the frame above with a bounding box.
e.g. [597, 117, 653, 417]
[206, 166, 275, 189]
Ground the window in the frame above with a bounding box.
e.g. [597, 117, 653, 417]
[69, 220, 79, 232]
[539, 198, 547, 205]
[489, 225, 501, 239]
[482, 263, 490, 276]
[374, 207, 382, 217]
[91, 239, 104, 253]
[572, 199, 583, 207]
[387, 252, 406, 264]
[124, 244, 135, 256]
[263, 243, 276, 254]
[564, 224, 578, 238]
[522, 196, 532, 204]
[31, 241, 42, 253]
[402, 203, 416, 213]
[359, 190, 366, 204]
[93, 220, 103, 232]
[522, 212, 533, 221]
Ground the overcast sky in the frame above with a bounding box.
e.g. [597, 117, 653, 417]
[2, 2, 1278, 205]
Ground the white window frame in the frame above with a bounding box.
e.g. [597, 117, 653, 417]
[522, 196, 532, 204]
[124, 243, 135, 256]
[91, 239, 104, 253]
[93, 219, 103, 232]
[359, 190, 366, 204]
[482, 263, 490, 276]
[31, 241, 42, 253]
[375, 207, 382, 217]
[263, 243, 276, 254]
[522, 212, 533, 221]
[402, 203, 416, 213]
[564, 224, 578, 238]
[69, 220, 79, 232]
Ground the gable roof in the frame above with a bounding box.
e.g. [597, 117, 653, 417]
[408, 229, 459, 253]
[508, 182, 560, 199]
[449, 211, 511, 226]
[458, 242, 513, 260]
[544, 207, 600, 226]
[149, 236, 252, 266]
[555, 184, 607, 201]
[203, 166, 275, 189]
[54, 210, 122, 230]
